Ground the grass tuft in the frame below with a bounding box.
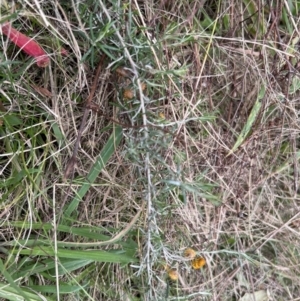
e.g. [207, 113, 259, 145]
[1, 0, 300, 300]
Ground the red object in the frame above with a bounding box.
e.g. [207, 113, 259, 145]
[60, 47, 68, 57]
[1, 22, 50, 67]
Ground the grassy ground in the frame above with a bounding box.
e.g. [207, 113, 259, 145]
[1, 0, 300, 300]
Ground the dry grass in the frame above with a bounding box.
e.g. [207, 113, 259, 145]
[1, 0, 300, 300]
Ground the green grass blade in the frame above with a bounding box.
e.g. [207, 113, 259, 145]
[11, 247, 135, 264]
[6, 222, 116, 242]
[227, 86, 265, 156]
[12, 258, 93, 279]
[0, 259, 32, 301]
[27, 285, 82, 294]
[0, 283, 49, 301]
[64, 125, 123, 217]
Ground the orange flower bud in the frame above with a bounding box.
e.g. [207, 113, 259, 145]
[123, 88, 134, 100]
[191, 256, 206, 270]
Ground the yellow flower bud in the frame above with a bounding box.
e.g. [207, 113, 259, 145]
[168, 268, 179, 281]
[183, 248, 197, 259]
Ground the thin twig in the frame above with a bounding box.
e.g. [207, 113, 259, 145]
[63, 56, 105, 180]
[59, 56, 105, 226]
[98, 2, 154, 297]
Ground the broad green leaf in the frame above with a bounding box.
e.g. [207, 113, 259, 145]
[51, 121, 65, 145]
[3, 114, 23, 127]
